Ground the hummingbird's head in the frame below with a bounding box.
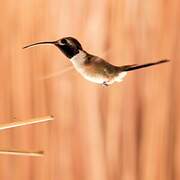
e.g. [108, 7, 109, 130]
[23, 37, 83, 59]
[55, 37, 83, 58]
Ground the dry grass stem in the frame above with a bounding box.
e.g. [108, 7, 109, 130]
[0, 116, 54, 131]
[0, 149, 44, 157]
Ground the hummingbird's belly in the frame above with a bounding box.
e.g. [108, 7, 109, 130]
[83, 72, 108, 84]
[76, 66, 109, 84]
[81, 71, 127, 84]
[72, 61, 127, 84]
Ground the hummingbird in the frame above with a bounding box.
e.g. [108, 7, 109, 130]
[23, 37, 169, 86]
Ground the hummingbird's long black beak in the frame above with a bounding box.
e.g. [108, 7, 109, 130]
[23, 41, 58, 49]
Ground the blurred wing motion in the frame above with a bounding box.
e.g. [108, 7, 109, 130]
[39, 66, 74, 80]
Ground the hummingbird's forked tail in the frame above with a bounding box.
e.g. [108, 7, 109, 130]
[122, 59, 170, 72]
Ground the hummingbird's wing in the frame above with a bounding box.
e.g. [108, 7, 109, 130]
[39, 66, 74, 80]
[86, 55, 118, 76]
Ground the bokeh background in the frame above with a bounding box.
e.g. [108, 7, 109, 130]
[0, 0, 179, 180]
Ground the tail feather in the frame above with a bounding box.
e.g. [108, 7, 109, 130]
[122, 59, 170, 72]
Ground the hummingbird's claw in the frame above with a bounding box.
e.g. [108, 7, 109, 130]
[102, 81, 109, 87]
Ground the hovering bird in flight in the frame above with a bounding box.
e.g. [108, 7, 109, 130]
[23, 37, 169, 86]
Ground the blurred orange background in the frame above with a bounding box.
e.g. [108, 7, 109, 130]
[0, 0, 179, 180]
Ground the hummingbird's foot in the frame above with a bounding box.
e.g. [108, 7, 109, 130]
[102, 81, 109, 87]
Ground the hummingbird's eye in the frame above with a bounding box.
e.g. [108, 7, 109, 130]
[61, 39, 67, 44]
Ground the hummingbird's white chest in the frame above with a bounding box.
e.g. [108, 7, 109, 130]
[70, 51, 109, 84]
[70, 50, 127, 85]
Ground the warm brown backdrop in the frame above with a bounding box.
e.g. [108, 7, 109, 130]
[0, 0, 179, 180]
